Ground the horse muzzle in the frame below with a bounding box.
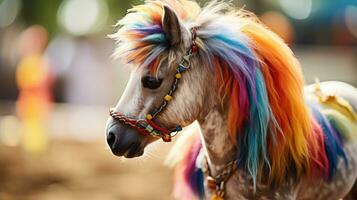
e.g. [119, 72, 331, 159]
[106, 119, 146, 158]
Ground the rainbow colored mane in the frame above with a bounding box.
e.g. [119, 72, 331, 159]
[112, 0, 355, 195]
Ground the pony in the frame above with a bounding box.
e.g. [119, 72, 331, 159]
[105, 0, 357, 199]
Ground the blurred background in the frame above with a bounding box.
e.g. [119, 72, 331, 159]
[0, 0, 356, 199]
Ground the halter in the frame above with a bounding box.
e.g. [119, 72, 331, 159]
[203, 158, 237, 200]
[110, 27, 198, 142]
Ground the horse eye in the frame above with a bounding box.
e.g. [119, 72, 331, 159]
[141, 76, 163, 89]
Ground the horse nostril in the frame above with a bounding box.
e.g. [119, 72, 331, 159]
[105, 123, 145, 157]
[107, 132, 116, 148]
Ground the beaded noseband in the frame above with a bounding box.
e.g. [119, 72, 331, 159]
[109, 27, 198, 142]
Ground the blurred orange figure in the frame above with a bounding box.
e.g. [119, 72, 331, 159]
[16, 25, 53, 153]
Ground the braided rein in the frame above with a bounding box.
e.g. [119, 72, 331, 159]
[109, 27, 198, 142]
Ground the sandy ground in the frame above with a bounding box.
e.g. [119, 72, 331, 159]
[0, 140, 175, 200]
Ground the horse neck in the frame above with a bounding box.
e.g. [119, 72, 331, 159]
[198, 107, 237, 176]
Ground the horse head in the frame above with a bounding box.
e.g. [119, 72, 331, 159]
[105, 4, 214, 158]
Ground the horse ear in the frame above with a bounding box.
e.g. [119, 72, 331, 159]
[162, 5, 182, 46]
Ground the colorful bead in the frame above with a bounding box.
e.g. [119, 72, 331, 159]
[162, 134, 171, 142]
[206, 176, 217, 190]
[191, 44, 198, 53]
[151, 131, 160, 137]
[145, 124, 154, 133]
[175, 73, 182, 79]
[146, 114, 153, 120]
[175, 126, 182, 132]
[211, 193, 223, 200]
[178, 64, 188, 72]
[164, 95, 172, 101]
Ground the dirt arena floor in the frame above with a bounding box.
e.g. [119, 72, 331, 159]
[0, 140, 175, 200]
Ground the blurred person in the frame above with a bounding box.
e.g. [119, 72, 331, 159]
[16, 25, 53, 153]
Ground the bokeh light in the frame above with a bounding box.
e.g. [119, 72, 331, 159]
[0, 0, 21, 28]
[345, 5, 357, 39]
[57, 0, 108, 36]
[46, 36, 76, 76]
[279, 0, 312, 20]
[260, 11, 295, 44]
